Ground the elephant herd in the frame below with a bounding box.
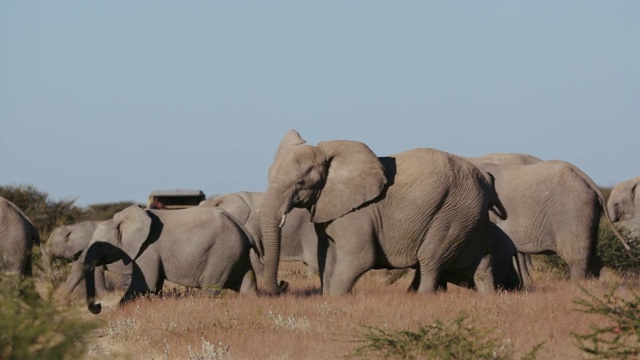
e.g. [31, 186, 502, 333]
[2, 129, 639, 314]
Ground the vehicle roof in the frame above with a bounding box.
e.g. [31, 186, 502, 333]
[148, 189, 205, 197]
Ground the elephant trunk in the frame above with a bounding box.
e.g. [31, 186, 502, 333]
[40, 244, 56, 286]
[608, 202, 621, 223]
[260, 189, 290, 295]
[83, 247, 102, 314]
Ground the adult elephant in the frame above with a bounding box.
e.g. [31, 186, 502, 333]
[468, 155, 633, 286]
[201, 191, 318, 277]
[608, 176, 640, 223]
[259, 130, 506, 296]
[44, 221, 111, 298]
[84, 205, 260, 314]
[0, 196, 41, 282]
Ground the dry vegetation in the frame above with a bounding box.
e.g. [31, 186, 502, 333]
[49, 261, 636, 360]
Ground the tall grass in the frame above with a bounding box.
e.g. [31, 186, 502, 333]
[67, 263, 637, 360]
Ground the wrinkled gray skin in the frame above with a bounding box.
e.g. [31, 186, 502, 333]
[467, 154, 632, 286]
[201, 191, 318, 277]
[616, 219, 640, 239]
[608, 176, 640, 223]
[84, 205, 260, 314]
[260, 130, 506, 296]
[387, 223, 522, 290]
[0, 196, 41, 282]
[44, 221, 109, 297]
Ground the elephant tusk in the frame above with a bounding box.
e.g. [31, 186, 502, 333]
[278, 213, 287, 228]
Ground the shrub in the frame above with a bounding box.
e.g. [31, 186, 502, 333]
[573, 286, 640, 359]
[1, 184, 89, 281]
[597, 221, 640, 273]
[536, 219, 640, 278]
[0, 275, 102, 359]
[1, 184, 137, 285]
[347, 311, 542, 360]
[0, 184, 88, 241]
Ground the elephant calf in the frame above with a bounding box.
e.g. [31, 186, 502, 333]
[45, 220, 112, 298]
[201, 191, 319, 277]
[84, 205, 261, 314]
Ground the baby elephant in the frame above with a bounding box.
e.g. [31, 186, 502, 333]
[45, 221, 109, 298]
[84, 205, 261, 314]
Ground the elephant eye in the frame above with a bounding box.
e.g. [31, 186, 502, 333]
[115, 224, 122, 239]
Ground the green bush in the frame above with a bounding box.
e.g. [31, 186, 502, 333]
[1, 184, 136, 282]
[597, 221, 640, 273]
[0, 184, 88, 242]
[0, 275, 102, 359]
[573, 286, 640, 359]
[536, 219, 640, 278]
[347, 312, 542, 360]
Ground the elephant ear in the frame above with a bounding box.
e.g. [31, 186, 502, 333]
[63, 224, 91, 258]
[274, 129, 307, 161]
[115, 206, 152, 262]
[205, 193, 251, 224]
[312, 140, 387, 223]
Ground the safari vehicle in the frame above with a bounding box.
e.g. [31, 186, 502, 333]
[147, 189, 206, 210]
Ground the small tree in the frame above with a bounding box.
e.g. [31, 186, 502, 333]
[0, 275, 102, 359]
[348, 312, 542, 360]
[0, 184, 87, 241]
[573, 286, 640, 359]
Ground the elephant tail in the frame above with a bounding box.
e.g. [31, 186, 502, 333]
[600, 193, 636, 260]
[571, 163, 636, 260]
[484, 171, 508, 221]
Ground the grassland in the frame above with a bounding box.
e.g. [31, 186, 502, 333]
[54, 260, 636, 360]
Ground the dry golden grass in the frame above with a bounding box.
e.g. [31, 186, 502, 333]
[59, 262, 640, 360]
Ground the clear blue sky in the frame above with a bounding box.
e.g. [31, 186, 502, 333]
[1, 2, 638, 207]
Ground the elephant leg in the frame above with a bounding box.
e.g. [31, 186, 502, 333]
[239, 268, 258, 295]
[322, 243, 368, 296]
[120, 263, 159, 305]
[566, 257, 588, 281]
[407, 270, 420, 292]
[322, 226, 376, 296]
[60, 260, 85, 296]
[249, 250, 264, 278]
[409, 269, 446, 292]
[385, 268, 410, 285]
[95, 265, 108, 295]
[517, 252, 533, 287]
[473, 254, 495, 293]
[413, 264, 440, 293]
[412, 230, 454, 293]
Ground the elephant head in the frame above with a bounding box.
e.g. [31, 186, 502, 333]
[44, 221, 101, 274]
[608, 176, 640, 222]
[260, 129, 387, 294]
[84, 206, 151, 314]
